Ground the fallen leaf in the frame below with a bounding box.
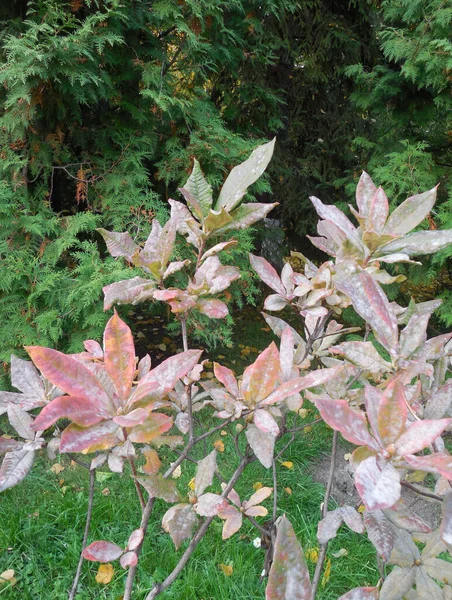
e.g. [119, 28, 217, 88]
[284, 487, 292, 495]
[332, 548, 348, 558]
[253, 481, 263, 491]
[59, 478, 65, 486]
[344, 453, 352, 461]
[157, 343, 167, 351]
[101, 487, 111, 496]
[95, 563, 114, 584]
[298, 408, 309, 418]
[305, 548, 319, 563]
[0, 569, 16, 587]
[50, 463, 65, 475]
[218, 563, 233, 576]
[213, 440, 225, 453]
[321, 557, 331, 587]
[303, 426, 312, 433]
[281, 461, 293, 469]
[357, 505, 365, 513]
[171, 464, 182, 479]
[188, 477, 195, 491]
[235, 423, 243, 433]
[220, 430, 228, 436]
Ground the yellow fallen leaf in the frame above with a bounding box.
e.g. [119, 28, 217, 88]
[332, 548, 348, 558]
[253, 481, 263, 491]
[218, 563, 233, 576]
[101, 487, 111, 496]
[298, 408, 309, 418]
[188, 477, 195, 491]
[281, 461, 293, 469]
[284, 487, 292, 495]
[405, 470, 427, 483]
[220, 430, 228, 436]
[0, 569, 15, 584]
[305, 548, 319, 563]
[235, 423, 243, 433]
[357, 504, 365, 513]
[157, 343, 166, 351]
[95, 563, 114, 584]
[213, 440, 225, 452]
[321, 557, 332, 587]
[344, 453, 352, 461]
[303, 426, 312, 433]
[171, 464, 182, 479]
[50, 463, 65, 475]
[59, 478, 65, 486]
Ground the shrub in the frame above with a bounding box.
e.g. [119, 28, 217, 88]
[1, 141, 452, 599]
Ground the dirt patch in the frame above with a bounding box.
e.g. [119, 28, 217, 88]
[311, 445, 442, 530]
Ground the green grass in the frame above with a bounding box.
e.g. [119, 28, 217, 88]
[0, 419, 378, 599]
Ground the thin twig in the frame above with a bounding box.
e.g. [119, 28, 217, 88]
[401, 480, 443, 502]
[272, 459, 277, 522]
[145, 455, 253, 600]
[311, 430, 338, 597]
[68, 468, 95, 600]
[129, 456, 146, 510]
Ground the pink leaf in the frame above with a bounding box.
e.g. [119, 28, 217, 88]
[266, 515, 312, 600]
[395, 419, 452, 456]
[0, 437, 23, 455]
[112, 408, 150, 427]
[377, 381, 407, 447]
[83, 340, 103, 358]
[356, 172, 377, 219]
[162, 503, 198, 550]
[96, 229, 139, 260]
[82, 540, 123, 562]
[60, 420, 119, 453]
[218, 505, 243, 539]
[381, 230, 452, 257]
[363, 510, 396, 561]
[245, 424, 275, 469]
[120, 551, 138, 569]
[194, 450, 217, 498]
[405, 453, 452, 480]
[33, 396, 109, 430]
[103, 311, 136, 402]
[244, 486, 273, 509]
[0, 449, 35, 492]
[254, 409, 279, 436]
[315, 398, 378, 449]
[137, 350, 203, 400]
[242, 343, 280, 405]
[280, 327, 294, 381]
[102, 277, 155, 310]
[127, 529, 144, 551]
[194, 493, 228, 516]
[249, 254, 285, 295]
[25, 346, 113, 412]
[355, 457, 401, 510]
[440, 492, 452, 547]
[368, 187, 389, 233]
[213, 363, 239, 397]
[127, 413, 173, 443]
[196, 299, 228, 318]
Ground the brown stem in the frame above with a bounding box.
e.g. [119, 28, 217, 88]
[181, 317, 188, 352]
[129, 456, 146, 510]
[272, 459, 278, 522]
[311, 430, 338, 597]
[123, 497, 156, 600]
[68, 468, 95, 600]
[145, 455, 253, 600]
[401, 480, 443, 502]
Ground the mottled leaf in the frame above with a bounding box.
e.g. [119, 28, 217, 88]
[364, 510, 396, 561]
[162, 504, 198, 549]
[195, 450, 217, 497]
[254, 409, 279, 436]
[377, 381, 407, 447]
[329, 342, 391, 374]
[184, 159, 213, 216]
[266, 515, 312, 600]
[10, 355, 45, 399]
[315, 398, 378, 449]
[380, 230, 452, 257]
[120, 551, 138, 569]
[355, 457, 401, 510]
[249, 254, 286, 295]
[338, 587, 379, 600]
[127, 413, 173, 443]
[194, 492, 228, 516]
[127, 529, 144, 551]
[242, 343, 279, 405]
[356, 172, 377, 219]
[136, 474, 180, 503]
[245, 424, 276, 469]
[0, 449, 35, 492]
[102, 277, 156, 310]
[33, 396, 108, 430]
[379, 567, 415, 600]
[82, 540, 123, 562]
[384, 187, 437, 236]
[103, 312, 135, 401]
[395, 419, 452, 456]
[7, 404, 34, 439]
[60, 420, 119, 453]
[97, 229, 139, 260]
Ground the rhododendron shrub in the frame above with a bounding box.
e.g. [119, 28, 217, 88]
[1, 140, 452, 600]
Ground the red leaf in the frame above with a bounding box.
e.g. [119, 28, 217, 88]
[315, 398, 378, 449]
[113, 407, 150, 427]
[126, 529, 144, 551]
[25, 347, 113, 412]
[137, 350, 203, 400]
[213, 363, 239, 397]
[103, 311, 136, 402]
[242, 343, 279, 405]
[266, 515, 312, 600]
[82, 540, 123, 563]
[120, 551, 138, 569]
[405, 453, 452, 480]
[395, 419, 452, 456]
[60, 420, 119, 453]
[33, 396, 108, 430]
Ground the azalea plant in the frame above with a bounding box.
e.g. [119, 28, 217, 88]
[1, 140, 452, 600]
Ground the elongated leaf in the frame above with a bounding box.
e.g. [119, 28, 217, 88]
[127, 413, 173, 443]
[218, 505, 243, 539]
[395, 419, 452, 456]
[102, 277, 156, 310]
[266, 515, 312, 600]
[127, 529, 144, 552]
[0, 438, 23, 455]
[377, 381, 407, 447]
[33, 396, 108, 430]
[217, 202, 277, 232]
[184, 159, 213, 216]
[389, 529, 420, 567]
[254, 409, 279, 436]
[405, 453, 452, 480]
[338, 587, 379, 600]
[213, 363, 239, 397]
[197, 299, 228, 318]
[280, 327, 294, 381]
[368, 187, 389, 234]
[162, 503, 198, 549]
[194, 493, 228, 516]
[384, 500, 431, 534]
[424, 381, 452, 419]
[242, 343, 279, 405]
[97, 229, 139, 260]
[380, 567, 415, 600]
[26, 347, 113, 412]
[245, 486, 273, 509]
[356, 172, 377, 219]
[341, 506, 365, 534]
[262, 313, 305, 346]
[112, 407, 150, 427]
[82, 540, 123, 563]
[120, 552, 138, 569]
[314, 398, 378, 449]
[441, 492, 452, 547]
[201, 241, 237, 262]
[422, 557, 452, 585]
[0, 449, 35, 492]
[195, 450, 217, 497]
[399, 313, 430, 358]
[416, 566, 443, 600]
[136, 474, 180, 503]
[7, 404, 34, 439]
[249, 254, 285, 295]
[60, 420, 119, 453]
[380, 230, 452, 257]
[104, 312, 135, 401]
[317, 508, 344, 544]
[217, 139, 275, 211]
[364, 510, 396, 561]
[10, 355, 45, 399]
[384, 187, 437, 236]
[245, 424, 275, 468]
[329, 341, 392, 374]
[355, 457, 401, 510]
